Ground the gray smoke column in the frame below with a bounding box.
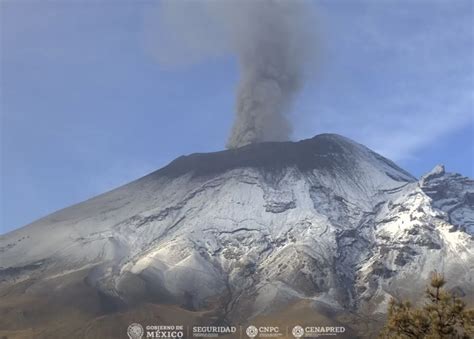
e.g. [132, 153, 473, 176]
[146, 0, 315, 149]
[225, 0, 312, 148]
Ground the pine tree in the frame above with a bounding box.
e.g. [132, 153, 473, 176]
[380, 272, 474, 338]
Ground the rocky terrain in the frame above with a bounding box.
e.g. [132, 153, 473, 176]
[1, 134, 473, 338]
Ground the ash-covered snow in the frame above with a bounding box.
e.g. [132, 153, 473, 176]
[0, 134, 472, 321]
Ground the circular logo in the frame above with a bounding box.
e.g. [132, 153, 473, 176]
[246, 325, 259, 338]
[292, 325, 304, 338]
[127, 323, 144, 339]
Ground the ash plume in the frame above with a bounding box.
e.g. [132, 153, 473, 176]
[147, 0, 315, 149]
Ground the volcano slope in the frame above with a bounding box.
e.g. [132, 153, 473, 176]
[1, 134, 473, 338]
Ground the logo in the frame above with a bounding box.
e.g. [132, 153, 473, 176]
[127, 323, 144, 339]
[245, 326, 283, 338]
[192, 326, 237, 337]
[292, 326, 304, 338]
[246, 326, 258, 338]
[302, 326, 346, 337]
[145, 325, 184, 338]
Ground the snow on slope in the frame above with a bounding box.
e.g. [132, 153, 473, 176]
[0, 134, 472, 321]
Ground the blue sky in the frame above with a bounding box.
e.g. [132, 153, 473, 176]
[1, 0, 473, 234]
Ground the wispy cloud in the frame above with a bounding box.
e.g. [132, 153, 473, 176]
[294, 0, 474, 161]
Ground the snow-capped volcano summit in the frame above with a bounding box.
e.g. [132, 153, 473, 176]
[0, 134, 473, 338]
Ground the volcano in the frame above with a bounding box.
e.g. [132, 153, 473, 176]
[1, 134, 473, 338]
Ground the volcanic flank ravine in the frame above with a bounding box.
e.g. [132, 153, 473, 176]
[1, 134, 473, 338]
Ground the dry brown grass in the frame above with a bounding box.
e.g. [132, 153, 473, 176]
[0, 270, 385, 338]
